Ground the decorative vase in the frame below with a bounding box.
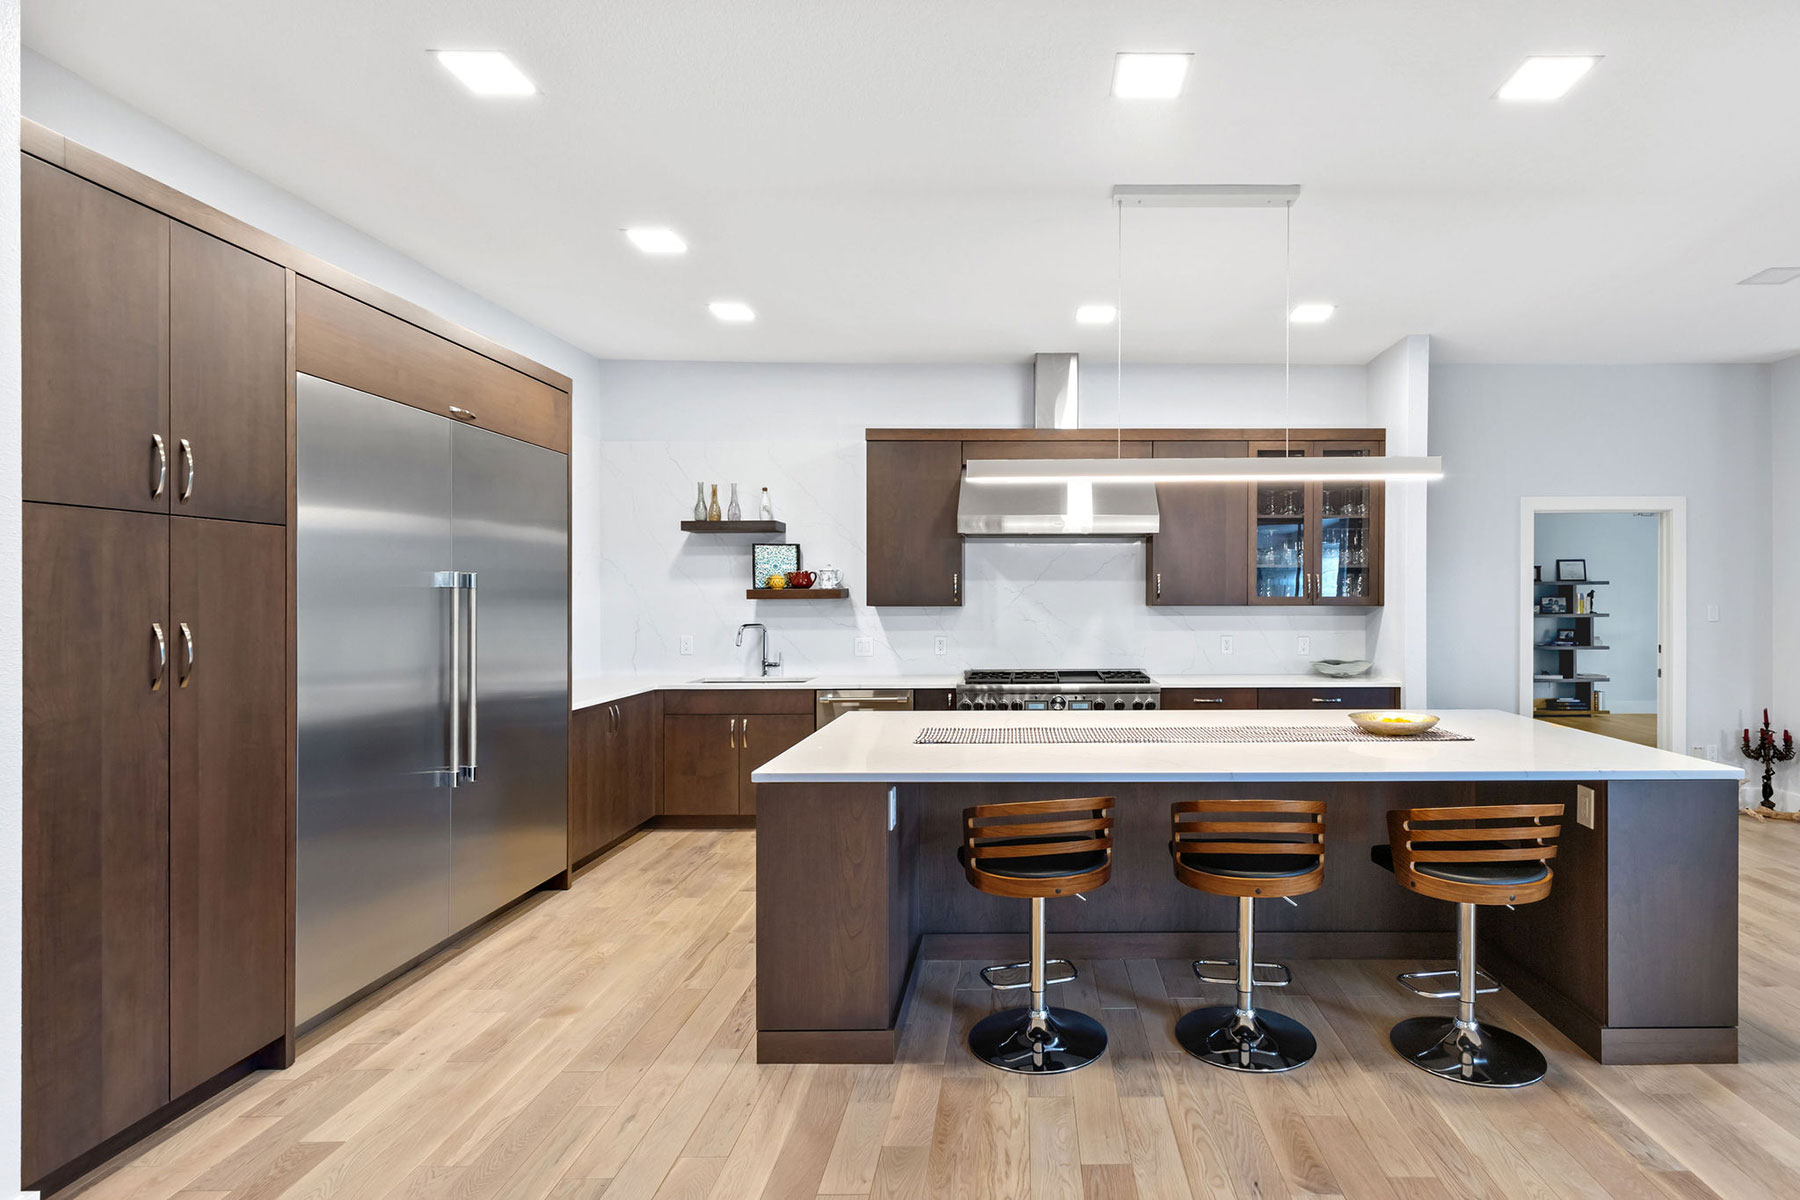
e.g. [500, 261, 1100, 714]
[726, 483, 741, 521]
[760, 487, 773, 520]
[693, 482, 707, 521]
[707, 485, 722, 522]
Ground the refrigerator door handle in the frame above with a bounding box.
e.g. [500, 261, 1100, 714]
[434, 570, 463, 786]
[460, 571, 479, 783]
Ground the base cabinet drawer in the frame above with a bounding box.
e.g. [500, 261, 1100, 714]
[1258, 687, 1401, 709]
[1161, 688, 1258, 711]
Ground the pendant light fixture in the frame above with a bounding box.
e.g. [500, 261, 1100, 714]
[965, 185, 1443, 487]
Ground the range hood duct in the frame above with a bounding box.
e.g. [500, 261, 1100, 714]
[955, 353, 1161, 538]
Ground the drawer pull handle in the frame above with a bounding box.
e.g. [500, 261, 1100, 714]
[729, 716, 737, 749]
[178, 622, 195, 687]
[178, 438, 195, 500]
[1192, 697, 1223, 704]
[1312, 696, 1344, 703]
[449, 405, 478, 422]
[150, 622, 167, 690]
[151, 434, 168, 498]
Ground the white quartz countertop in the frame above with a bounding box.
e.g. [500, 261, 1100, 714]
[572, 672, 1401, 710]
[750, 709, 1743, 784]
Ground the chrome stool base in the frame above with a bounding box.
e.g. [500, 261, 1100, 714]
[1390, 1016, 1546, 1089]
[969, 1006, 1108, 1075]
[1176, 1005, 1317, 1073]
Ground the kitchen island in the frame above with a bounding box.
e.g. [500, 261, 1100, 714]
[751, 709, 1742, 1067]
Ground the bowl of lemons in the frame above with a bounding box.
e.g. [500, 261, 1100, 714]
[1348, 710, 1440, 736]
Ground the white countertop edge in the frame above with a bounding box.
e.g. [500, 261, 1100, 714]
[753, 768, 1743, 784]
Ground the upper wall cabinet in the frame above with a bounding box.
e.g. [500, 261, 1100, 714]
[866, 439, 964, 607]
[1146, 439, 1248, 606]
[1247, 438, 1384, 607]
[170, 225, 289, 523]
[23, 157, 171, 513]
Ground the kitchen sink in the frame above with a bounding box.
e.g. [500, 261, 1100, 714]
[692, 676, 814, 684]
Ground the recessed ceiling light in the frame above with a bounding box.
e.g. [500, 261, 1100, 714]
[1111, 53, 1192, 99]
[625, 227, 688, 256]
[709, 300, 755, 323]
[1496, 56, 1599, 102]
[1289, 302, 1336, 324]
[1738, 267, 1800, 286]
[1075, 304, 1117, 326]
[434, 50, 537, 97]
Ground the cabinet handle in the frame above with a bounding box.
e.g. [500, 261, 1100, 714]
[1192, 697, 1223, 704]
[741, 718, 750, 751]
[151, 434, 167, 498]
[952, 572, 959, 601]
[150, 622, 167, 690]
[1155, 572, 1162, 600]
[178, 622, 195, 687]
[178, 438, 195, 501]
[449, 406, 478, 423]
[1312, 696, 1344, 703]
[729, 716, 737, 750]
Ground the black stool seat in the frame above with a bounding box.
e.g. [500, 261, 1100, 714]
[1370, 843, 1550, 888]
[959, 837, 1108, 880]
[1175, 850, 1319, 879]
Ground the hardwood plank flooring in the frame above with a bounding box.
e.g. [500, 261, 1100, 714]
[1539, 712, 1658, 747]
[53, 821, 1800, 1200]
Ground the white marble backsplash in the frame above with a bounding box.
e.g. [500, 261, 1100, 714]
[595, 441, 1373, 678]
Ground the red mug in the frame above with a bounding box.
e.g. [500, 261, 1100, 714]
[787, 570, 815, 589]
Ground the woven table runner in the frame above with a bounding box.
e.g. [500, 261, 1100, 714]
[914, 724, 1472, 746]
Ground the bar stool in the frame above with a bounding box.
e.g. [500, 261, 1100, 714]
[1169, 798, 1325, 1073]
[1371, 803, 1563, 1088]
[959, 796, 1115, 1074]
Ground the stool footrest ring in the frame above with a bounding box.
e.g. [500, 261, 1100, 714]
[1193, 958, 1292, 988]
[981, 959, 1078, 992]
[1397, 966, 1500, 1000]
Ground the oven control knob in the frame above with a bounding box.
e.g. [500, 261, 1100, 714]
[1143, 699, 1157, 710]
[957, 699, 973, 710]
[1113, 700, 1126, 710]
[1050, 696, 1067, 710]
[1131, 701, 1144, 710]
[1010, 700, 1024, 711]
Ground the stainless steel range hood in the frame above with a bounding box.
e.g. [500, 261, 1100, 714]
[955, 353, 1161, 538]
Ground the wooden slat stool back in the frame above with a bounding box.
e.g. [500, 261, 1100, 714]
[1168, 798, 1326, 1073]
[1372, 802, 1563, 1087]
[958, 795, 1114, 1074]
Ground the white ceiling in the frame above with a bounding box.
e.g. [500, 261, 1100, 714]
[24, 1, 1800, 365]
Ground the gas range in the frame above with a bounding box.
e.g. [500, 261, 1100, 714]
[955, 669, 1160, 712]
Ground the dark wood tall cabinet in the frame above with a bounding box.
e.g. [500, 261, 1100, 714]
[865, 439, 964, 607]
[1145, 439, 1248, 606]
[570, 692, 662, 862]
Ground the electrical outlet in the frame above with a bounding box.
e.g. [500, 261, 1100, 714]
[934, 635, 948, 656]
[1704, 744, 1718, 761]
[1296, 635, 1311, 655]
[1707, 604, 1719, 622]
[1219, 635, 1234, 655]
[1576, 784, 1595, 829]
[854, 636, 874, 657]
[678, 634, 694, 656]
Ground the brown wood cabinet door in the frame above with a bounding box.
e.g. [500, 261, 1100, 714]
[866, 440, 964, 607]
[1146, 440, 1248, 605]
[913, 687, 958, 712]
[23, 157, 171, 514]
[960, 440, 1153, 460]
[23, 504, 170, 1184]
[662, 714, 740, 815]
[610, 692, 661, 834]
[1161, 687, 1259, 711]
[1257, 687, 1401, 710]
[736, 714, 817, 816]
[568, 705, 609, 862]
[170, 225, 288, 524]
[168, 517, 287, 1094]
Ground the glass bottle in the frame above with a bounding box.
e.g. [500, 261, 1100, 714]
[726, 483, 741, 521]
[759, 487, 773, 520]
[693, 482, 707, 521]
[707, 485, 722, 522]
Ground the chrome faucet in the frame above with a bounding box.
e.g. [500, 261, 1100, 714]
[737, 623, 781, 677]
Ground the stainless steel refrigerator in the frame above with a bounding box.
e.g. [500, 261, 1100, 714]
[295, 373, 568, 1025]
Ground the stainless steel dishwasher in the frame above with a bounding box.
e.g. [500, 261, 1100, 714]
[815, 688, 914, 726]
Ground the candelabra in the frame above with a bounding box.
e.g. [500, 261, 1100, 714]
[1741, 710, 1796, 810]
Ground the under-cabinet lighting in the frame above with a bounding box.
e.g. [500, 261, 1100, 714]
[1075, 304, 1117, 325]
[1112, 53, 1192, 99]
[963, 456, 1444, 484]
[434, 50, 537, 97]
[1497, 56, 1599, 102]
[625, 227, 688, 256]
[1289, 302, 1336, 324]
[709, 300, 756, 323]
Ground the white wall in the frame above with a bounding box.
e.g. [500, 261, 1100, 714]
[1, 7, 22, 1195]
[21, 51, 612, 676]
[593, 359, 1399, 678]
[1533, 513, 1659, 712]
[1365, 336, 1429, 702]
[1429, 365, 1772, 760]
[1772, 354, 1800, 809]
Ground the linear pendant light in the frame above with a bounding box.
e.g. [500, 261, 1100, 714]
[971, 184, 1442, 486]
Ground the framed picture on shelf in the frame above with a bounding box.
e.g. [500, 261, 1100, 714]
[1553, 629, 1578, 646]
[1539, 596, 1568, 614]
[1556, 558, 1587, 582]
[752, 543, 801, 586]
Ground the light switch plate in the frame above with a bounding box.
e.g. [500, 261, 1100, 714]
[1219, 635, 1234, 654]
[1707, 604, 1719, 622]
[1576, 784, 1595, 829]
[1297, 635, 1311, 655]
[678, 634, 694, 656]
[934, 635, 948, 655]
[854, 636, 874, 657]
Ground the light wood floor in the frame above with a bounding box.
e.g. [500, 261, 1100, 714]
[59, 820, 1800, 1200]
[1539, 712, 1659, 748]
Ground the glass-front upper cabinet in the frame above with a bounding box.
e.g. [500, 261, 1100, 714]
[1249, 442, 1309, 605]
[1246, 439, 1384, 607]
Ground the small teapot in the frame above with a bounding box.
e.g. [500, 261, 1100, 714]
[815, 564, 842, 589]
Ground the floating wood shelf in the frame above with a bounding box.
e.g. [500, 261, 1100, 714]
[1536, 643, 1611, 650]
[681, 520, 786, 534]
[746, 588, 849, 600]
[1538, 579, 1610, 587]
[1534, 673, 1611, 683]
[1535, 611, 1610, 618]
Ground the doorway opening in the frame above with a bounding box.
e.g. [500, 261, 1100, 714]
[1517, 497, 1686, 752]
